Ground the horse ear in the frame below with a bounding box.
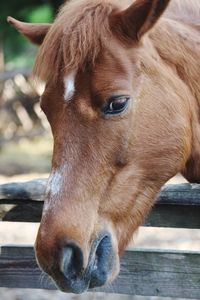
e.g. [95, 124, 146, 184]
[110, 0, 171, 43]
[7, 16, 51, 45]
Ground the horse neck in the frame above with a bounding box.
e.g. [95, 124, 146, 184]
[145, 18, 200, 182]
[149, 18, 200, 106]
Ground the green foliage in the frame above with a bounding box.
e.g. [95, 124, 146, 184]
[21, 4, 54, 23]
[0, 0, 62, 69]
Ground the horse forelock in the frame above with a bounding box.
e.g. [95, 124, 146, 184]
[33, 0, 121, 82]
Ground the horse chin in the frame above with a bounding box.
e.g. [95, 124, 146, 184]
[50, 271, 90, 294]
[51, 261, 119, 294]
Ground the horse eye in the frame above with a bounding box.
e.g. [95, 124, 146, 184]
[103, 95, 130, 115]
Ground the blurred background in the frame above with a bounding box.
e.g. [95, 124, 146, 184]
[0, 1, 200, 299]
[0, 0, 63, 180]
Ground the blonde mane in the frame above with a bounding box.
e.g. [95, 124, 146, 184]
[33, 0, 119, 82]
[166, 0, 200, 24]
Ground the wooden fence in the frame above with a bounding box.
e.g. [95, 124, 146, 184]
[0, 69, 47, 147]
[0, 179, 200, 299]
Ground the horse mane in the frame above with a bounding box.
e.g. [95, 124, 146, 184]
[33, 0, 120, 82]
[166, 0, 200, 24]
[33, 0, 200, 82]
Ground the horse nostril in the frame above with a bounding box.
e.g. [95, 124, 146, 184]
[90, 234, 113, 288]
[60, 243, 84, 279]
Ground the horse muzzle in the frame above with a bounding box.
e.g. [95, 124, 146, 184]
[37, 233, 119, 294]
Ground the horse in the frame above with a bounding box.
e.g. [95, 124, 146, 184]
[8, 0, 200, 294]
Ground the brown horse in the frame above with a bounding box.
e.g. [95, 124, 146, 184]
[8, 0, 200, 293]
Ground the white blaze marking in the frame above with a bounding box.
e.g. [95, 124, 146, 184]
[46, 169, 62, 196]
[43, 164, 73, 215]
[42, 170, 61, 215]
[64, 71, 76, 101]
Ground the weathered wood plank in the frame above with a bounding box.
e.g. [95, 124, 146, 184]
[0, 179, 46, 202]
[1, 180, 200, 205]
[0, 179, 45, 222]
[1, 246, 200, 299]
[0, 203, 43, 222]
[1, 180, 200, 228]
[157, 183, 200, 205]
[144, 204, 200, 228]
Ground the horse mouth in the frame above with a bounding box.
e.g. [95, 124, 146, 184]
[44, 234, 119, 294]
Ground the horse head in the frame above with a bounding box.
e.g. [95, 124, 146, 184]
[9, 0, 192, 293]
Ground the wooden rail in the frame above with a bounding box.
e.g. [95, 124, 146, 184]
[1, 246, 200, 299]
[1, 179, 200, 228]
[1, 179, 200, 298]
